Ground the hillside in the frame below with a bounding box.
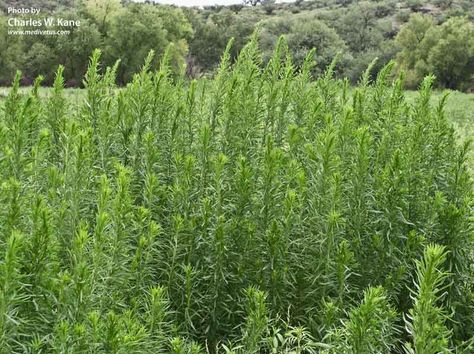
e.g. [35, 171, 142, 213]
[184, 0, 473, 86]
[0, 0, 76, 11]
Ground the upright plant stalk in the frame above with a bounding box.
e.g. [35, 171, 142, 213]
[404, 244, 452, 354]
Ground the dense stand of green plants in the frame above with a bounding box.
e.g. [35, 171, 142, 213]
[0, 36, 473, 353]
[2, 0, 474, 90]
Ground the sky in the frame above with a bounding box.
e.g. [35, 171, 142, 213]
[134, 0, 294, 8]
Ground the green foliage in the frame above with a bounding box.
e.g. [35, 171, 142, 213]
[425, 17, 474, 90]
[55, 14, 102, 84]
[404, 244, 452, 353]
[0, 3, 192, 86]
[0, 14, 23, 83]
[241, 287, 269, 353]
[84, 0, 122, 35]
[23, 42, 58, 80]
[395, 13, 435, 87]
[1, 0, 473, 88]
[185, 7, 258, 73]
[337, 1, 385, 53]
[326, 286, 398, 353]
[105, 4, 193, 83]
[260, 15, 352, 76]
[0, 35, 473, 352]
[396, 14, 474, 89]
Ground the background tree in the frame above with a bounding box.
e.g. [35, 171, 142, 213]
[396, 14, 474, 89]
[426, 17, 474, 90]
[184, 11, 227, 73]
[288, 17, 352, 75]
[0, 14, 23, 84]
[84, 0, 123, 36]
[260, 15, 352, 76]
[243, 0, 263, 6]
[23, 42, 57, 82]
[395, 13, 435, 88]
[186, 7, 255, 73]
[105, 4, 193, 83]
[55, 15, 102, 86]
[262, 0, 276, 15]
[337, 1, 383, 54]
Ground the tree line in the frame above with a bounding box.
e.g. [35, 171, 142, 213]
[0, 0, 473, 89]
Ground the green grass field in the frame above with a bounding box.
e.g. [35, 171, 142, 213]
[405, 90, 474, 139]
[405, 90, 474, 172]
[0, 87, 85, 105]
